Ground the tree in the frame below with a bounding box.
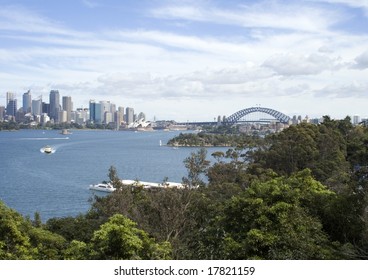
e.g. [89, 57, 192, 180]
[182, 148, 210, 188]
[191, 170, 350, 259]
[89, 214, 171, 260]
[108, 165, 123, 189]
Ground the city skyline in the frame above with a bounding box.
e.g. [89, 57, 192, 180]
[0, 0, 368, 121]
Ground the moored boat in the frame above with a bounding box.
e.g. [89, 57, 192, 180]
[89, 183, 116, 193]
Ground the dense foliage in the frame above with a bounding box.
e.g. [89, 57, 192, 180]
[167, 131, 259, 147]
[2, 117, 368, 259]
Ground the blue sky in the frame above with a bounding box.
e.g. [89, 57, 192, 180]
[1, 0, 368, 121]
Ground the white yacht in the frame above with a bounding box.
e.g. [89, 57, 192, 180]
[89, 183, 116, 193]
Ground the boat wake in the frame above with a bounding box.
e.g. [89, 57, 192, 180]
[22, 137, 69, 140]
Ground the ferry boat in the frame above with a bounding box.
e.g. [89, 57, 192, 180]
[43, 145, 53, 154]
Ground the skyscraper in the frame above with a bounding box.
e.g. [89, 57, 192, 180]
[89, 100, 102, 124]
[22, 90, 32, 113]
[49, 90, 60, 122]
[32, 97, 42, 116]
[62, 96, 72, 123]
[6, 92, 15, 107]
[6, 99, 17, 117]
[126, 107, 134, 125]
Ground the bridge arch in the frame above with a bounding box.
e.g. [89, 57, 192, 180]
[224, 107, 290, 125]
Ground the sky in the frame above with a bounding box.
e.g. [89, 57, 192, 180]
[0, 0, 368, 122]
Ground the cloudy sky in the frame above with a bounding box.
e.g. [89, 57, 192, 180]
[0, 0, 368, 121]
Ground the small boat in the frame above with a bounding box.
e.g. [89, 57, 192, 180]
[43, 145, 53, 154]
[89, 183, 116, 193]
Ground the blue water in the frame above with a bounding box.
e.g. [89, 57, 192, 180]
[0, 129, 226, 221]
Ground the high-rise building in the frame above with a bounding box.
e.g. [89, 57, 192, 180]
[49, 90, 60, 122]
[32, 98, 42, 116]
[42, 102, 50, 116]
[353, 115, 360, 125]
[100, 101, 111, 124]
[116, 106, 124, 128]
[126, 107, 134, 125]
[89, 100, 102, 124]
[6, 99, 17, 117]
[0, 106, 5, 121]
[22, 90, 32, 113]
[59, 110, 67, 123]
[62, 96, 73, 123]
[89, 100, 96, 123]
[6, 92, 15, 107]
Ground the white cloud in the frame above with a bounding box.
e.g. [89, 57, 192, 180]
[353, 50, 368, 69]
[314, 81, 368, 98]
[262, 53, 345, 76]
[150, 1, 343, 33]
[309, 0, 368, 16]
[0, 5, 71, 35]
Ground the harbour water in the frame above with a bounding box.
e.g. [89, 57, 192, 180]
[0, 129, 226, 221]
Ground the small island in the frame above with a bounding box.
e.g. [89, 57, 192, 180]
[167, 130, 260, 147]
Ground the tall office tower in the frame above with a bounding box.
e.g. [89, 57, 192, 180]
[89, 100, 96, 122]
[32, 98, 42, 116]
[42, 102, 50, 116]
[353, 115, 360, 125]
[100, 101, 111, 124]
[22, 90, 32, 113]
[6, 99, 17, 117]
[49, 90, 60, 122]
[6, 92, 15, 107]
[89, 100, 102, 124]
[0, 106, 5, 121]
[110, 103, 116, 123]
[125, 107, 134, 125]
[59, 110, 67, 123]
[116, 106, 124, 128]
[62, 96, 73, 123]
[104, 111, 113, 124]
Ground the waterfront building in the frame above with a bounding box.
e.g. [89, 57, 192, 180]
[40, 113, 50, 125]
[6, 99, 17, 117]
[76, 108, 89, 124]
[59, 110, 67, 123]
[89, 100, 96, 123]
[126, 107, 134, 125]
[22, 90, 32, 113]
[42, 102, 50, 116]
[100, 101, 111, 124]
[62, 96, 73, 123]
[104, 111, 113, 124]
[0, 106, 5, 121]
[6, 92, 15, 107]
[49, 90, 60, 122]
[116, 107, 124, 128]
[89, 100, 102, 124]
[32, 98, 42, 116]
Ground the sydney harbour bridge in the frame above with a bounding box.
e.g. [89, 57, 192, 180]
[178, 107, 291, 126]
